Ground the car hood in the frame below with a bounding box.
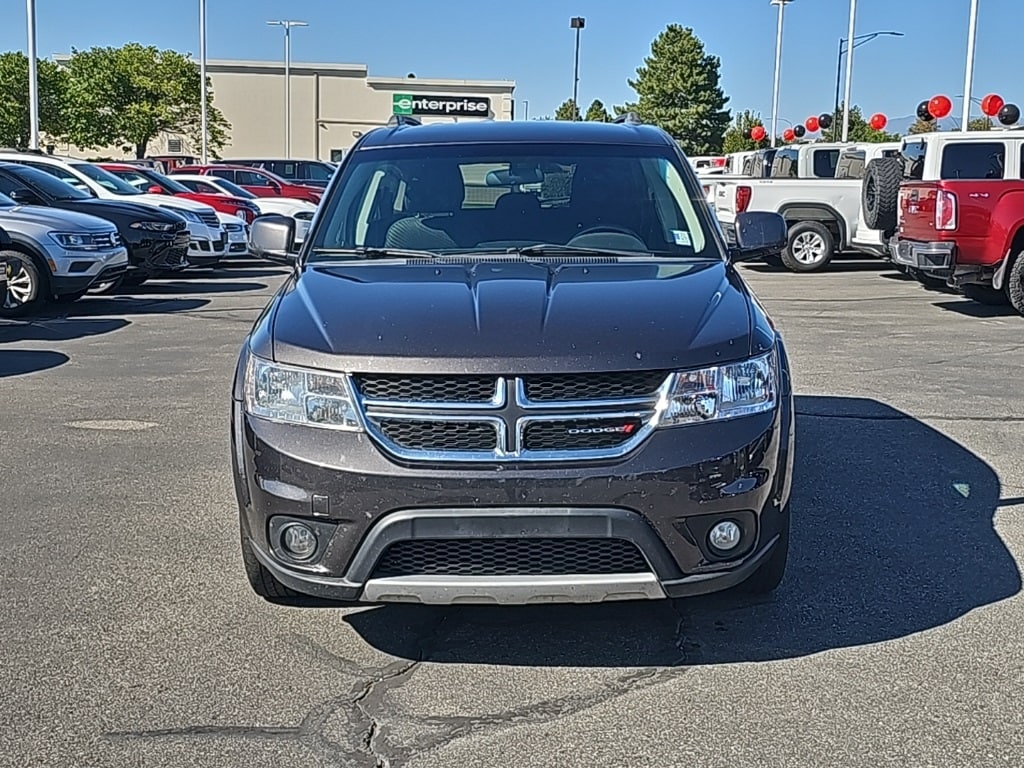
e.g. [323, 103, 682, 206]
[254, 198, 316, 215]
[102, 191, 215, 214]
[269, 258, 756, 375]
[67, 198, 185, 222]
[0, 204, 115, 232]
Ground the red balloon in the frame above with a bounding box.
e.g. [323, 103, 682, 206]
[782, 128, 796, 142]
[869, 113, 888, 131]
[750, 125, 767, 142]
[928, 95, 953, 119]
[805, 116, 820, 133]
[981, 93, 1005, 117]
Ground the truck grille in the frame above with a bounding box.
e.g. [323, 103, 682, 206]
[354, 372, 671, 463]
[371, 538, 649, 578]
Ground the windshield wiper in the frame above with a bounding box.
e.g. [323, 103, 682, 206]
[513, 243, 656, 258]
[308, 246, 443, 260]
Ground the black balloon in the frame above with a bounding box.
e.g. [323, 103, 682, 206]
[743, 128, 752, 139]
[917, 100, 934, 121]
[818, 113, 833, 129]
[793, 124, 806, 138]
[998, 103, 1020, 126]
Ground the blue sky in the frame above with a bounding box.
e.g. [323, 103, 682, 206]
[0, 0, 1019, 125]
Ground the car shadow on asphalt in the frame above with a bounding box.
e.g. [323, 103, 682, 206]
[743, 258, 893, 275]
[0, 349, 70, 377]
[120, 279, 268, 295]
[931, 299, 1022, 318]
[344, 395, 1021, 668]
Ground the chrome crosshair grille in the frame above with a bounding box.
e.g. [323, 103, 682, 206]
[352, 372, 674, 462]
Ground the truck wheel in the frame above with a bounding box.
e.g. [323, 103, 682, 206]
[962, 283, 1010, 306]
[862, 158, 902, 233]
[0, 250, 48, 318]
[736, 504, 790, 595]
[1008, 253, 1024, 315]
[240, 528, 306, 605]
[781, 221, 834, 272]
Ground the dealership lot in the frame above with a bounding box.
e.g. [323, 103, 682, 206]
[1, 260, 1022, 767]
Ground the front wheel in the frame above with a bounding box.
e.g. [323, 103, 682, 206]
[240, 528, 306, 606]
[736, 505, 790, 595]
[0, 250, 48, 318]
[1008, 253, 1024, 316]
[781, 221, 835, 273]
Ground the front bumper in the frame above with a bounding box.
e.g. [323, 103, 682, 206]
[47, 245, 130, 294]
[890, 237, 954, 272]
[128, 229, 190, 274]
[232, 390, 795, 604]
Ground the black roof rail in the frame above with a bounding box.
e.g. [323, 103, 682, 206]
[386, 114, 422, 128]
[613, 111, 643, 126]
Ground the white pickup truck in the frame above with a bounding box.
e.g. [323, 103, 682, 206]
[714, 142, 899, 271]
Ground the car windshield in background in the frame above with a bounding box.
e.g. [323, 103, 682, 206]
[0, 190, 18, 208]
[4, 164, 92, 200]
[73, 162, 143, 195]
[208, 179, 257, 198]
[310, 143, 718, 259]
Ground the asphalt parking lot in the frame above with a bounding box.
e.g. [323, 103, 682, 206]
[1, 258, 1022, 767]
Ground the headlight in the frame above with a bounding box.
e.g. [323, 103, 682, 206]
[661, 349, 777, 426]
[223, 222, 243, 232]
[49, 232, 113, 250]
[244, 356, 363, 431]
[130, 220, 175, 232]
[164, 207, 201, 222]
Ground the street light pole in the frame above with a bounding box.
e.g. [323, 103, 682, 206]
[570, 17, 585, 121]
[26, 0, 39, 150]
[267, 20, 308, 158]
[833, 31, 904, 135]
[962, 0, 979, 130]
[841, 0, 857, 142]
[523, 100, 530, 121]
[199, 0, 208, 164]
[769, 0, 792, 148]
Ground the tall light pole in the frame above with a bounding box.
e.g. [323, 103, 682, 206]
[522, 100, 530, 121]
[769, 0, 793, 148]
[841, 0, 857, 142]
[570, 17, 585, 121]
[199, 0, 208, 163]
[267, 19, 308, 158]
[26, 0, 39, 150]
[962, 0, 980, 131]
[833, 31, 903, 126]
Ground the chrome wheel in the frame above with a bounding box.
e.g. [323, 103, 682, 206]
[791, 231, 827, 265]
[3, 262, 35, 309]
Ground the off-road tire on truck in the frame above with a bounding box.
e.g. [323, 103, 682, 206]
[781, 221, 835, 272]
[861, 157, 902, 234]
[1006, 252, 1024, 315]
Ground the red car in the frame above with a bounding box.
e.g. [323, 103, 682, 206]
[169, 164, 322, 204]
[99, 163, 262, 224]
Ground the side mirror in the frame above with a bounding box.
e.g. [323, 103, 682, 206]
[730, 211, 788, 262]
[249, 214, 296, 264]
[147, 185, 165, 195]
[8, 188, 41, 205]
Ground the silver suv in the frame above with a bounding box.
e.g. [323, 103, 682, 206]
[0, 191, 128, 317]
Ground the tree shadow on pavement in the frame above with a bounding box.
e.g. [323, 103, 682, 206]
[345, 395, 1021, 667]
[0, 349, 69, 377]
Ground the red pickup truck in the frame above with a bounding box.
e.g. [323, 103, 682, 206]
[169, 164, 322, 205]
[866, 130, 1024, 314]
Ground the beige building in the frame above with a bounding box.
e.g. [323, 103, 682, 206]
[51, 56, 516, 162]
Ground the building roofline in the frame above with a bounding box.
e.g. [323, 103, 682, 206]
[366, 76, 515, 93]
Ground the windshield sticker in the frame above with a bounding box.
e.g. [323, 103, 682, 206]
[672, 230, 691, 246]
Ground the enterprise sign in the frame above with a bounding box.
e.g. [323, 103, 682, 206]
[392, 93, 491, 117]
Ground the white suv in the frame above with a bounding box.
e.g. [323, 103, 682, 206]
[0, 152, 226, 267]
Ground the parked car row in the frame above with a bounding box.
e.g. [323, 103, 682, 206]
[702, 130, 1024, 316]
[0, 150, 326, 318]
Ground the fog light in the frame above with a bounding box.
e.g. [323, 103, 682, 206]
[280, 522, 318, 560]
[708, 520, 742, 553]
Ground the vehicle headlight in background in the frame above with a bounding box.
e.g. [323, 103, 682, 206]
[661, 349, 776, 426]
[49, 232, 114, 250]
[244, 356, 363, 431]
[163, 207, 201, 222]
[223, 222, 244, 232]
[130, 220, 176, 232]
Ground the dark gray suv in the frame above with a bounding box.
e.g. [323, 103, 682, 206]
[232, 115, 793, 606]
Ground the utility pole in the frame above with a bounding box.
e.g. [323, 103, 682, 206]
[962, 0, 979, 131]
[570, 17, 585, 121]
[199, 0, 208, 163]
[841, 0, 857, 142]
[26, 0, 39, 150]
[769, 0, 793, 147]
[267, 20, 308, 157]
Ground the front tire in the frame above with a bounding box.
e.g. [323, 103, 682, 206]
[1005, 253, 1024, 315]
[736, 505, 790, 595]
[781, 221, 835, 272]
[240, 528, 305, 605]
[0, 250, 48, 318]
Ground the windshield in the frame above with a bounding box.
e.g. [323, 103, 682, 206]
[207, 178, 256, 199]
[0, 190, 15, 207]
[111, 167, 193, 194]
[309, 143, 718, 259]
[72, 162, 144, 195]
[4, 164, 92, 200]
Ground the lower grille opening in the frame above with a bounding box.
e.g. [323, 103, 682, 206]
[371, 538, 650, 577]
[376, 419, 497, 452]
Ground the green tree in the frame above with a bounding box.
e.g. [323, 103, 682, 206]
[617, 25, 731, 155]
[0, 52, 69, 148]
[722, 110, 767, 154]
[908, 117, 939, 134]
[554, 99, 580, 121]
[968, 117, 992, 131]
[64, 43, 230, 158]
[824, 104, 900, 142]
[584, 99, 611, 122]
